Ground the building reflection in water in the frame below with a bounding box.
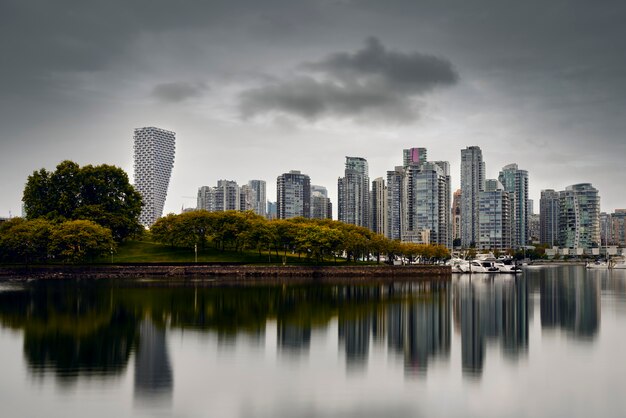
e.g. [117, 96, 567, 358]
[540, 267, 600, 339]
[454, 276, 529, 378]
[6, 274, 605, 386]
[133, 319, 173, 403]
[337, 282, 451, 375]
[278, 321, 311, 355]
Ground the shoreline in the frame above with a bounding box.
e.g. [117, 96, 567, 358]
[0, 264, 451, 282]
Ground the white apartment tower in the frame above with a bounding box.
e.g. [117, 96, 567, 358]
[133, 127, 176, 228]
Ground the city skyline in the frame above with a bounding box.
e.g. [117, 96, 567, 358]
[1, 2, 626, 220]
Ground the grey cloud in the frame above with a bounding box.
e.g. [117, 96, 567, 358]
[240, 75, 417, 122]
[239, 38, 458, 123]
[151, 82, 209, 103]
[303, 37, 458, 92]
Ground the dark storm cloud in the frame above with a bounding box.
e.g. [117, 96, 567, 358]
[303, 37, 458, 92]
[151, 82, 209, 103]
[239, 38, 458, 122]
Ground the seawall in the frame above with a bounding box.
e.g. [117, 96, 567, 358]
[0, 264, 450, 282]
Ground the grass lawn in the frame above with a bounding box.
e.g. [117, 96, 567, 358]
[107, 240, 357, 265]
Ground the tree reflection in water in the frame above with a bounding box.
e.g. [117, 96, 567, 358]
[0, 271, 603, 386]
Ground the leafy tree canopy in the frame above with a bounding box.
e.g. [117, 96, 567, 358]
[49, 220, 115, 263]
[22, 161, 142, 241]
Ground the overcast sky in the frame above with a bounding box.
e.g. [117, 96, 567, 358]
[1, 0, 625, 218]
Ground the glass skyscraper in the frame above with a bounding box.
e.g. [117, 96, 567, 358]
[277, 170, 311, 219]
[460, 146, 485, 247]
[498, 163, 529, 249]
[338, 157, 370, 229]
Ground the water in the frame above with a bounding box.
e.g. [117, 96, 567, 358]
[0, 266, 625, 417]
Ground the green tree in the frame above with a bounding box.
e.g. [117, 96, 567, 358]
[0, 218, 53, 263]
[23, 161, 142, 241]
[150, 213, 181, 247]
[49, 220, 115, 262]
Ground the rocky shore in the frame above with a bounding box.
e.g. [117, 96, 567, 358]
[0, 264, 450, 282]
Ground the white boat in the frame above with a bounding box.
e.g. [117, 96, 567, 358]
[495, 258, 522, 274]
[468, 259, 500, 273]
[447, 257, 470, 273]
[586, 260, 609, 269]
[611, 259, 626, 269]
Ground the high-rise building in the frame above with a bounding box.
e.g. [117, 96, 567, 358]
[386, 166, 407, 240]
[452, 189, 462, 246]
[529, 214, 540, 244]
[338, 157, 370, 229]
[247, 180, 267, 217]
[267, 201, 277, 220]
[197, 180, 240, 212]
[558, 183, 600, 249]
[527, 199, 534, 216]
[240, 184, 253, 212]
[311, 185, 328, 198]
[311, 185, 332, 220]
[540, 189, 560, 246]
[133, 127, 176, 227]
[215, 180, 240, 211]
[498, 163, 529, 248]
[277, 170, 311, 219]
[311, 190, 332, 220]
[610, 210, 626, 247]
[478, 179, 511, 251]
[403, 147, 427, 167]
[197, 186, 215, 212]
[460, 146, 485, 247]
[370, 177, 387, 236]
[404, 161, 450, 245]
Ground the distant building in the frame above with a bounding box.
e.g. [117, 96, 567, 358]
[277, 170, 311, 219]
[311, 185, 332, 220]
[384, 149, 451, 246]
[478, 179, 511, 251]
[460, 146, 485, 247]
[133, 127, 176, 227]
[240, 184, 253, 212]
[197, 186, 215, 212]
[498, 163, 529, 249]
[404, 161, 450, 245]
[403, 147, 427, 167]
[338, 157, 370, 229]
[558, 183, 600, 249]
[197, 180, 240, 212]
[540, 189, 560, 246]
[370, 177, 387, 236]
[215, 180, 240, 211]
[311, 194, 332, 220]
[527, 199, 534, 216]
[311, 185, 328, 198]
[452, 189, 462, 246]
[247, 180, 267, 217]
[267, 201, 277, 220]
[386, 166, 406, 240]
[607, 209, 626, 247]
[529, 214, 540, 244]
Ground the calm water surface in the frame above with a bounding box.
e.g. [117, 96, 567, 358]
[1, 266, 625, 417]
